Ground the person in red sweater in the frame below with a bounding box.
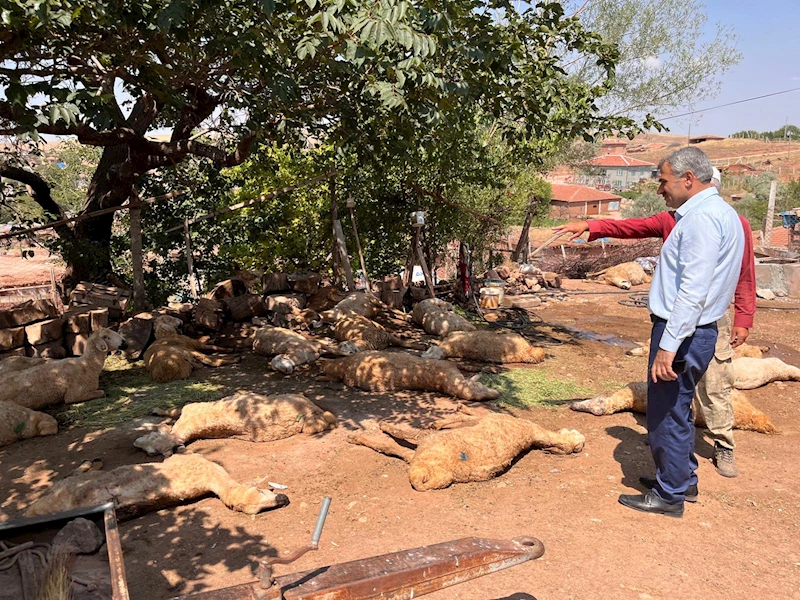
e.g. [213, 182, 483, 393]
[554, 169, 755, 479]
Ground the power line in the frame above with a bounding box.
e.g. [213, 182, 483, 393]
[659, 86, 800, 121]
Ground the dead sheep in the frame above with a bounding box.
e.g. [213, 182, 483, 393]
[252, 325, 325, 374]
[320, 292, 385, 322]
[0, 328, 126, 410]
[134, 392, 337, 457]
[570, 382, 777, 434]
[733, 357, 800, 390]
[0, 355, 47, 376]
[0, 401, 58, 447]
[26, 453, 289, 519]
[153, 314, 184, 337]
[322, 350, 500, 401]
[627, 341, 766, 359]
[590, 262, 651, 290]
[412, 298, 476, 336]
[422, 331, 546, 364]
[334, 314, 424, 354]
[348, 410, 584, 490]
[143, 333, 240, 384]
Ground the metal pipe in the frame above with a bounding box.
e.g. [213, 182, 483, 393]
[311, 497, 331, 547]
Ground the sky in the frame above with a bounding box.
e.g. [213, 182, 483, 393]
[657, 0, 800, 137]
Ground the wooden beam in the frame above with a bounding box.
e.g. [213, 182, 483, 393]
[333, 219, 355, 291]
[184, 219, 200, 299]
[129, 190, 148, 310]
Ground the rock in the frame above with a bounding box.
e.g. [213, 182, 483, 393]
[543, 272, 562, 288]
[53, 518, 104, 554]
[27, 339, 66, 359]
[288, 272, 321, 295]
[0, 326, 25, 351]
[262, 272, 291, 293]
[25, 318, 63, 345]
[266, 293, 306, 314]
[756, 288, 776, 300]
[495, 266, 510, 279]
[0, 299, 57, 329]
[62, 309, 92, 333]
[507, 295, 542, 310]
[65, 332, 91, 356]
[119, 314, 155, 360]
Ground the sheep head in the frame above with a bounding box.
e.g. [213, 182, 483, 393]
[91, 328, 127, 354]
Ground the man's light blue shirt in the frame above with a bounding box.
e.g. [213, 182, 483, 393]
[648, 186, 745, 353]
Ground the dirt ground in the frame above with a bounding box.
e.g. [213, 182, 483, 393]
[0, 246, 65, 288]
[1, 279, 799, 600]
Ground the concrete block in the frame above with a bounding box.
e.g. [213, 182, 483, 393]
[25, 318, 63, 345]
[785, 264, 800, 298]
[0, 326, 25, 351]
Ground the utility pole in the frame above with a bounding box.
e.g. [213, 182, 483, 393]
[764, 179, 778, 248]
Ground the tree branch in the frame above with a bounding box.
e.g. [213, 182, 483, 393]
[0, 162, 66, 221]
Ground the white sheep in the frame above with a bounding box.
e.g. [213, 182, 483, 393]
[412, 298, 476, 336]
[0, 328, 127, 410]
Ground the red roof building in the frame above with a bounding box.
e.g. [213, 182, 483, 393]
[577, 155, 656, 192]
[549, 184, 623, 219]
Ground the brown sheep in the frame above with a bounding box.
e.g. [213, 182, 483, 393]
[0, 328, 126, 410]
[252, 326, 325, 374]
[26, 453, 289, 519]
[322, 351, 500, 401]
[320, 291, 385, 322]
[348, 411, 584, 490]
[733, 357, 800, 390]
[590, 261, 651, 290]
[334, 314, 424, 354]
[627, 341, 767, 359]
[0, 401, 58, 447]
[134, 392, 337, 457]
[412, 298, 476, 336]
[143, 315, 238, 383]
[570, 382, 777, 434]
[0, 355, 47, 376]
[422, 331, 546, 364]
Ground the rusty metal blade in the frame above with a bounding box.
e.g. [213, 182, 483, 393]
[174, 536, 544, 600]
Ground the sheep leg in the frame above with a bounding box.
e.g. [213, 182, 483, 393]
[192, 353, 241, 367]
[347, 431, 416, 463]
[430, 414, 479, 430]
[521, 422, 586, 455]
[64, 389, 105, 404]
[379, 422, 428, 444]
[200, 344, 237, 353]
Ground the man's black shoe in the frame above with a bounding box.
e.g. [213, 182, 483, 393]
[619, 490, 684, 518]
[639, 477, 698, 503]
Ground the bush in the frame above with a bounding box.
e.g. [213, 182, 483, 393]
[621, 192, 667, 218]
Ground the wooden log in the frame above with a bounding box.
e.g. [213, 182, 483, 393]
[288, 272, 321, 295]
[224, 293, 267, 321]
[0, 326, 25, 351]
[0, 299, 57, 329]
[265, 293, 306, 313]
[63, 308, 92, 333]
[65, 332, 91, 356]
[332, 220, 355, 291]
[194, 298, 225, 331]
[262, 272, 291, 293]
[90, 307, 109, 330]
[130, 193, 148, 311]
[184, 219, 199, 299]
[27, 339, 66, 358]
[25, 317, 63, 345]
[119, 314, 155, 360]
[0, 346, 26, 360]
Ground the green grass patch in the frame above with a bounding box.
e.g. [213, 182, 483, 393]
[481, 368, 594, 409]
[54, 356, 226, 429]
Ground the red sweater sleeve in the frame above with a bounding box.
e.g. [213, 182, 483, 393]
[734, 216, 756, 329]
[587, 213, 674, 242]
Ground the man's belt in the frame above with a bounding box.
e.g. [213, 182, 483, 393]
[650, 314, 717, 328]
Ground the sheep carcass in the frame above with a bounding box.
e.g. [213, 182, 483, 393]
[334, 315, 424, 354]
[0, 401, 58, 447]
[423, 331, 545, 364]
[592, 262, 651, 290]
[0, 355, 47, 376]
[26, 453, 289, 518]
[134, 392, 337, 457]
[0, 328, 126, 410]
[411, 298, 476, 336]
[348, 411, 584, 490]
[322, 351, 499, 401]
[320, 292, 385, 322]
[252, 326, 325, 374]
[732, 357, 800, 390]
[570, 382, 777, 434]
[143, 327, 240, 383]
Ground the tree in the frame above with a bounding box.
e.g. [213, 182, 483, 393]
[562, 0, 742, 120]
[621, 191, 666, 218]
[1, 0, 647, 285]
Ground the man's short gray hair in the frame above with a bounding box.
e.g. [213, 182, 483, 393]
[658, 147, 714, 183]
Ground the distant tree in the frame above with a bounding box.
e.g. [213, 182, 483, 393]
[621, 191, 667, 218]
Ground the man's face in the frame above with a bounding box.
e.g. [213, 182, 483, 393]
[657, 162, 691, 209]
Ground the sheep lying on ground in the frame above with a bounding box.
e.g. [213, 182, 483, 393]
[422, 331, 546, 364]
[320, 292, 385, 322]
[627, 341, 766, 359]
[348, 410, 584, 490]
[144, 318, 240, 383]
[26, 453, 289, 518]
[412, 298, 476, 336]
[334, 314, 424, 354]
[252, 326, 325, 374]
[322, 351, 500, 401]
[590, 262, 651, 290]
[733, 357, 800, 389]
[0, 401, 58, 447]
[134, 392, 337, 457]
[0, 328, 126, 410]
[0, 355, 47, 376]
[570, 382, 777, 434]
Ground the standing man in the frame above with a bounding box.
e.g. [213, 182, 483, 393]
[575, 147, 743, 517]
[555, 167, 755, 479]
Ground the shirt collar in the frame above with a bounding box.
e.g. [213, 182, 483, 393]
[675, 186, 719, 219]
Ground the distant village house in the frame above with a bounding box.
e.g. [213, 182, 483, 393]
[549, 184, 622, 219]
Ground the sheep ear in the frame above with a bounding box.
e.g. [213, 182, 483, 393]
[469, 373, 482, 382]
[96, 339, 109, 353]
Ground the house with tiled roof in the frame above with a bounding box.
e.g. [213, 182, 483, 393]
[576, 154, 656, 191]
[549, 184, 623, 218]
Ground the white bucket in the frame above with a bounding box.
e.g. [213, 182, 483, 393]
[479, 287, 502, 309]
